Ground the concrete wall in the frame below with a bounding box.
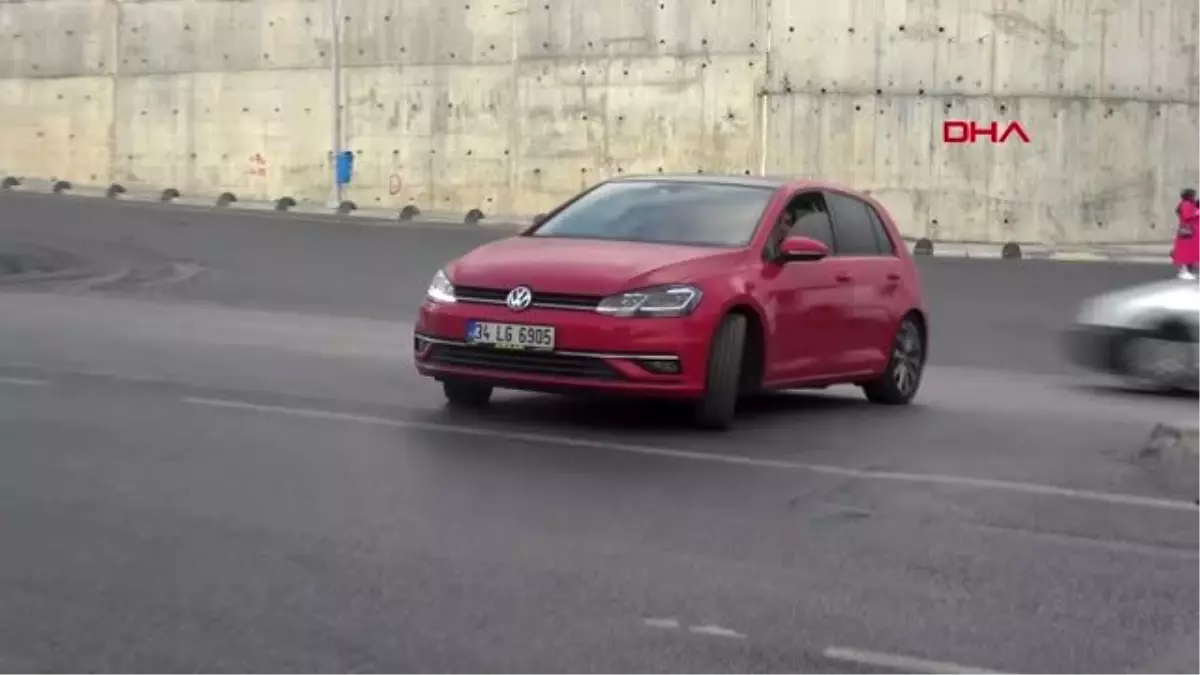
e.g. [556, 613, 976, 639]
[1, 0, 1196, 244]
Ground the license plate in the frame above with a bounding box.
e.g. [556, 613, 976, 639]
[466, 321, 556, 351]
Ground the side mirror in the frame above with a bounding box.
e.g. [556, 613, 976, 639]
[778, 235, 829, 262]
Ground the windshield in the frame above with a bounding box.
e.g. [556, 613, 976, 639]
[529, 180, 775, 247]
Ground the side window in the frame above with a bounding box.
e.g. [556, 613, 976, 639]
[763, 191, 836, 259]
[788, 192, 836, 250]
[864, 204, 896, 255]
[825, 191, 882, 256]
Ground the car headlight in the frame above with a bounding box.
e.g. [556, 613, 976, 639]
[426, 269, 456, 303]
[595, 285, 702, 318]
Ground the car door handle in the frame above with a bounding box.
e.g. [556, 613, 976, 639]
[835, 272, 853, 283]
[886, 272, 901, 282]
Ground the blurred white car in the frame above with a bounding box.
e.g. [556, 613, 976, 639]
[1066, 278, 1199, 392]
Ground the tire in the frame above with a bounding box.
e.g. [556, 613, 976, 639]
[862, 315, 925, 405]
[1119, 323, 1198, 393]
[693, 313, 747, 430]
[442, 380, 493, 408]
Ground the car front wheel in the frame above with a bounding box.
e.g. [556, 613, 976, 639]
[862, 316, 925, 405]
[442, 380, 493, 408]
[693, 313, 747, 430]
[1120, 323, 1198, 393]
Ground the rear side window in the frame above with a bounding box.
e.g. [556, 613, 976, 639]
[864, 205, 896, 254]
[825, 192, 892, 256]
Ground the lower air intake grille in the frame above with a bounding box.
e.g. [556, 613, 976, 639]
[428, 344, 620, 379]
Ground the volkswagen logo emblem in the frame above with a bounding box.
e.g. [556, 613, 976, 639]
[506, 286, 533, 312]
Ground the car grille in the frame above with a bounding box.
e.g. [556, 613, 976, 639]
[455, 286, 601, 311]
[426, 343, 620, 379]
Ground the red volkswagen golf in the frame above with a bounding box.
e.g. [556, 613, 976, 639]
[413, 175, 929, 429]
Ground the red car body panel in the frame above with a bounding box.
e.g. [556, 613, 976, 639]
[413, 177, 928, 399]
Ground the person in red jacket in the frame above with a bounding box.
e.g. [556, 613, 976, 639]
[1172, 188, 1199, 278]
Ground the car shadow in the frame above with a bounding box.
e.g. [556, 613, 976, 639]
[1069, 381, 1199, 401]
[435, 388, 876, 437]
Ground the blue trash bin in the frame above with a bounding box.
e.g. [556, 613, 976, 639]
[336, 151, 354, 186]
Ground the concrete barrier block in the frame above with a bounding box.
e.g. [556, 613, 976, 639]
[1001, 242, 1022, 259]
[464, 208, 485, 225]
[912, 238, 934, 255]
[160, 188, 181, 202]
[2, 177, 21, 190]
[52, 180, 72, 194]
[274, 196, 296, 211]
[399, 205, 421, 221]
[336, 200, 357, 215]
[216, 192, 238, 207]
[105, 183, 126, 199]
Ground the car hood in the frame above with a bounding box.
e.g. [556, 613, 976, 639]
[447, 236, 734, 295]
[1075, 278, 1200, 328]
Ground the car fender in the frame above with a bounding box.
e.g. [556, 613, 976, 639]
[711, 281, 773, 355]
[1129, 309, 1199, 340]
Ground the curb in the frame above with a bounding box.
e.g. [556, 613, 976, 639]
[0, 175, 1175, 263]
[1, 177, 526, 233]
[905, 237, 1170, 265]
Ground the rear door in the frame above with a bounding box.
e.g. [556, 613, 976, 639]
[824, 190, 903, 373]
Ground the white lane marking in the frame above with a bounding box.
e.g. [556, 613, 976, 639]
[971, 522, 1200, 560]
[824, 646, 1004, 674]
[0, 376, 48, 386]
[180, 396, 1200, 513]
[643, 618, 745, 639]
[688, 624, 746, 639]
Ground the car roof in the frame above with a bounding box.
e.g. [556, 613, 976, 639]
[606, 173, 854, 194]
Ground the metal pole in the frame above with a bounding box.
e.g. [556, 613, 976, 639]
[329, 0, 344, 206]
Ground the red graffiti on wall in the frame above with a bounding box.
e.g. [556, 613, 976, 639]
[247, 153, 267, 177]
[388, 173, 402, 195]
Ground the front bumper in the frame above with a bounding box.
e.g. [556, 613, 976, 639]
[1064, 324, 1129, 374]
[412, 300, 713, 397]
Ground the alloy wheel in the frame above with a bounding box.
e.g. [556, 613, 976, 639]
[892, 320, 924, 396]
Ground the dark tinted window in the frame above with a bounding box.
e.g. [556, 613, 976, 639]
[531, 180, 775, 247]
[789, 194, 835, 250]
[864, 204, 895, 254]
[825, 192, 884, 256]
[763, 192, 834, 259]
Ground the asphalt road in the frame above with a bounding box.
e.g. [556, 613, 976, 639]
[0, 191, 1197, 673]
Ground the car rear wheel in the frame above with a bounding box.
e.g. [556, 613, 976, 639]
[862, 316, 925, 405]
[1120, 323, 1198, 392]
[693, 313, 747, 430]
[442, 380, 494, 408]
